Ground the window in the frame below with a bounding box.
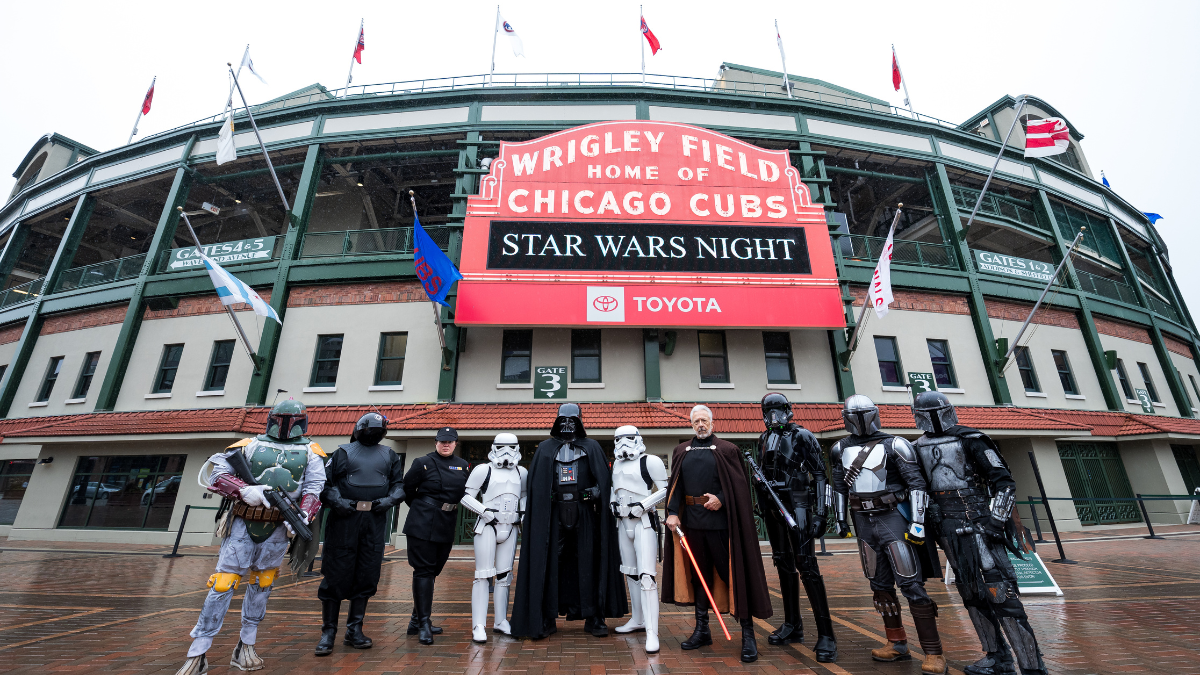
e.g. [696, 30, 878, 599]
[1115, 359, 1134, 399]
[1052, 350, 1079, 395]
[698, 331, 730, 383]
[374, 332, 408, 385]
[58, 455, 186, 530]
[1179, 370, 1194, 410]
[310, 335, 344, 387]
[571, 329, 602, 383]
[500, 330, 532, 383]
[0, 364, 7, 383]
[204, 341, 235, 391]
[1015, 347, 1040, 393]
[1190, 375, 1200, 408]
[36, 356, 64, 402]
[874, 336, 903, 386]
[0, 459, 35, 525]
[152, 345, 184, 394]
[1138, 362, 1160, 403]
[926, 339, 957, 388]
[763, 332, 796, 384]
[73, 352, 101, 399]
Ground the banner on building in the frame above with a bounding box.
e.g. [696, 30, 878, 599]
[455, 121, 843, 328]
[168, 237, 276, 271]
[973, 250, 1056, 282]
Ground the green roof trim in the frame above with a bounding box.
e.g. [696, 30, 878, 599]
[12, 133, 99, 179]
[719, 63, 890, 106]
[960, 95, 1085, 140]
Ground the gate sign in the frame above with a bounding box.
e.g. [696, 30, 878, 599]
[1135, 388, 1156, 414]
[455, 121, 843, 328]
[973, 251, 1056, 283]
[168, 237, 276, 271]
[908, 372, 937, 394]
[534, 366, 568, 399]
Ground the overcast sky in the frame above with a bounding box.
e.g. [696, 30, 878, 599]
[2, 1, 1196, 309]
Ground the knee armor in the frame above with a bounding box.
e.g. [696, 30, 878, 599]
[886, 540, 920, 580]
[247, 568, 279, 589]
[207, 572, 241, 592]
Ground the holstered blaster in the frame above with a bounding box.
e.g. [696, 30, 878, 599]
[744, 450, 798, 531]
[226, 450, 313, 542]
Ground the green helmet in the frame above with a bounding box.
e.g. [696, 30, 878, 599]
[264, 398, 308, 442]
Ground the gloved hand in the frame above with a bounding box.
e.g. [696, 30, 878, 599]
[479, 509, 497, 524]
[581, 487, 600, 501]
[808, 514, 827, 538]
[284, 520, 295, 537]
[905, 522, 926, 545]
[239, 485, 268, 507]
[834, 520, 852, 538]
[331, 496, 356, 516]
[983, 517, 1006, 541]
[630, 503, 646, 518]
[371, 496, 397, 512]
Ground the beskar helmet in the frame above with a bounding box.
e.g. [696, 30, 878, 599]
[913, 391, 959, 434]
[842, 394, 881, 436]
[489, 433, 521, 468]
[353, 412, 387, 446]
[613, 425, 646, 461]
[551, 403, 586, 441]
[761, 392, 794, 430]
[265, 398, 308, 442]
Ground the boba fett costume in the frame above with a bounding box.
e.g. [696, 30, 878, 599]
[175, 400, 326, 675]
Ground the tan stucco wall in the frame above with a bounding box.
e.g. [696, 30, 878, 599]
[990, 318, 1107, 411]
[14, 323, 121, 416]
[1097, 332, 1181, 416]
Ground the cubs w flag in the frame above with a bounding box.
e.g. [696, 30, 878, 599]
[1024, 117, 1070, 158]
[641, 17, 661, 54]
[498, 12, 524, 57]
[202, 255, 280, 324]
[414, 214, 462, 307]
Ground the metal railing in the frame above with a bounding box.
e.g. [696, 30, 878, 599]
[951, 185, 1041, 230]
[299, 226, 452, 260]
[0, 276, 45, 309]
[843, 234, 956, 269]
[1144, 293, 1181, 322]
[1075, 269, 1139, 305]
[57, 254, 146, 292]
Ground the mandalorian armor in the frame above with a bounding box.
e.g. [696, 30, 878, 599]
[911, 392, 1046, 675]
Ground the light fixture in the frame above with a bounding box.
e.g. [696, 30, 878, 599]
[357, 181, 364, 187]
[38, 457, 53, 465]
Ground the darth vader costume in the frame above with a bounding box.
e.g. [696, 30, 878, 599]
[510, 404, 626, 639]
[911, 392, 1047, 675]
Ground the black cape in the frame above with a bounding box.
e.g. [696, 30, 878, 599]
[510, 437, 626, 639]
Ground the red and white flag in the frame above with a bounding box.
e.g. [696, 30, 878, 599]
[353, 22, 365, 64]
[868, 217, 897, 318]
[641, 16, 661, 54]
[1024, 117, 1070, 158]
[891, 51, 902, 91]
[141, 77, 156, 115]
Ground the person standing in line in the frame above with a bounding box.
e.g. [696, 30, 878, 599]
[402, 426, 469, 645]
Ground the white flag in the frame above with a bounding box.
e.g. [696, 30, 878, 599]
[216, 114, 237, 165]
[498, 13, 524, 57]
[867, 220, 897, 318]
[240, 46, 267, 84]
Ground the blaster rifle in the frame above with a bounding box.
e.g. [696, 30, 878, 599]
[226, 450, 313, 542]
[744, 450, 798, 531]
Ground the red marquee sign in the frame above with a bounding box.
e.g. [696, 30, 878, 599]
[455, 121, 844, 329]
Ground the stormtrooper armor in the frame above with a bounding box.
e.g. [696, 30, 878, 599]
[460, 433, 528, 643]
[608, 425, 668, 654]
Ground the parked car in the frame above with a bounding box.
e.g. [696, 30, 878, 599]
[141, 475, 180, 505]
[71, 482, 121, 500]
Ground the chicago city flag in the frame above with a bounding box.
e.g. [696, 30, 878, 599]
[1024, 117, 1070, 158]
[202, 254, 280, 324]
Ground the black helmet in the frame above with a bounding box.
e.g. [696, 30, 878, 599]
[265, 398, 308, 442]
[353, 412, 387, 446]
[913, 391, 958, 435]
[761, 392, 793, 430]
[551, 403, 586, 441]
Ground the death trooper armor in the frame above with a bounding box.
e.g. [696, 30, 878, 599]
[830, 395, 945, 674]
[460, 433, 528, 643]
[608, 425, 669, 654]
[755, 393, 837, 662]
[912, 392, 1046, 675]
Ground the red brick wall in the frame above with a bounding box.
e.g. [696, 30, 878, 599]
[1094, 316, 1152, 345]
[0, 323, 23, 345]
[286, 281, 428, 308]
[848, 287, 971, 316]
[1163, 333, 1194, 357]
[41, 303, 129, 336]
[985, 299, 1079, 329]
[144, 292, 273, 321]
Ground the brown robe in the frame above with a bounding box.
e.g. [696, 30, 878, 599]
[660, 435, 773, 621]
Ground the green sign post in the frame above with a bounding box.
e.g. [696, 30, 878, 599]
[908, 372, 937, 395]
[167, 236, 277, 271]
[1135, 388, 1155, 414]
[972, 250, 1056, 283]
[534, 366, 568, 399]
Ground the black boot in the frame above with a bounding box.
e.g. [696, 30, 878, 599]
[588, 616, 609, 637]
[407, 609, 443, 635]
[315, 599, 339, 656]
[741, 623, 759, 663]
[769, 572, 803, 645]
[343, 597, 373, 649]
[413, 576, 435, 645]
[801, 572, 837, 662]
[681, 603, 713, 650]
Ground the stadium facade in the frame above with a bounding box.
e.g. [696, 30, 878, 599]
[1, 64, 1198, 546]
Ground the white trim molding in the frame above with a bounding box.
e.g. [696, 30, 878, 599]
[368, 385, 404, 392]
[699, 382, 735, 389]
[302, 386, 337, 394]
[496, 383, 533, 389]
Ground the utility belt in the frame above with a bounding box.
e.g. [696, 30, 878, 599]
[683, 495, 712, 506]
[850, 491, 903, 514]
[232, 502, 284, 522]
[485, 509, 521, 525]
[932, 488, 987, 513]
[418, 495, 459, 512]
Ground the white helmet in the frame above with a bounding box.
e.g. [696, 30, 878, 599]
[613, 425, 646, 461]
[489, 433, 521, 468]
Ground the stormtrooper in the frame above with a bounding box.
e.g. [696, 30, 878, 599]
[830, 395, 945, 674]
[911, 391, 1047, 675]
[608, 425, 669, 654]
[460, 433, 528, 643]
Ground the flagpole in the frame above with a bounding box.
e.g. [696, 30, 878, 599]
[489, 5, 500, 86]
[842, 205, 904, 366]
[228, 64, 292, 214]
[640, 5, 646, 84]
[227, 45, 249, 110]
[177, 208, 260, 366]
[410, 191, 449, 356]
[892, 45, 912, 114]
[960, 96, 1027, 240]
[776, 20, 792, 99]
[344, 19, 362, 96]
[999, 227, 1085, 368]
[126, 76, 154, 145]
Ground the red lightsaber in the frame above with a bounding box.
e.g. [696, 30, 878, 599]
[673, 526, 732, 640]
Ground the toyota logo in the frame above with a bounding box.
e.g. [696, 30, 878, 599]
[592, 296, 619, 312]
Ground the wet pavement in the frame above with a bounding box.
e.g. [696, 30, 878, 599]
[0, 525, 1197, 674]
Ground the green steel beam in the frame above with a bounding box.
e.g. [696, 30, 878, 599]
[643, 329, 662, 401]
[0, 193, 94, 417]
[0, 223, 30, 289]
[932, 163, 1012, 405]
[437, 119, 480, 403]
[245, 143, 323, 406]
[824, 166, 925, 184]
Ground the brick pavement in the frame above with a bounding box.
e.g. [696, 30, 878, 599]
[1, 526, 1198, 674]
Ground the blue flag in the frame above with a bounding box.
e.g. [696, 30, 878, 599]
[1144, 213, 1164, 224]
[413, 214, 462, 307]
